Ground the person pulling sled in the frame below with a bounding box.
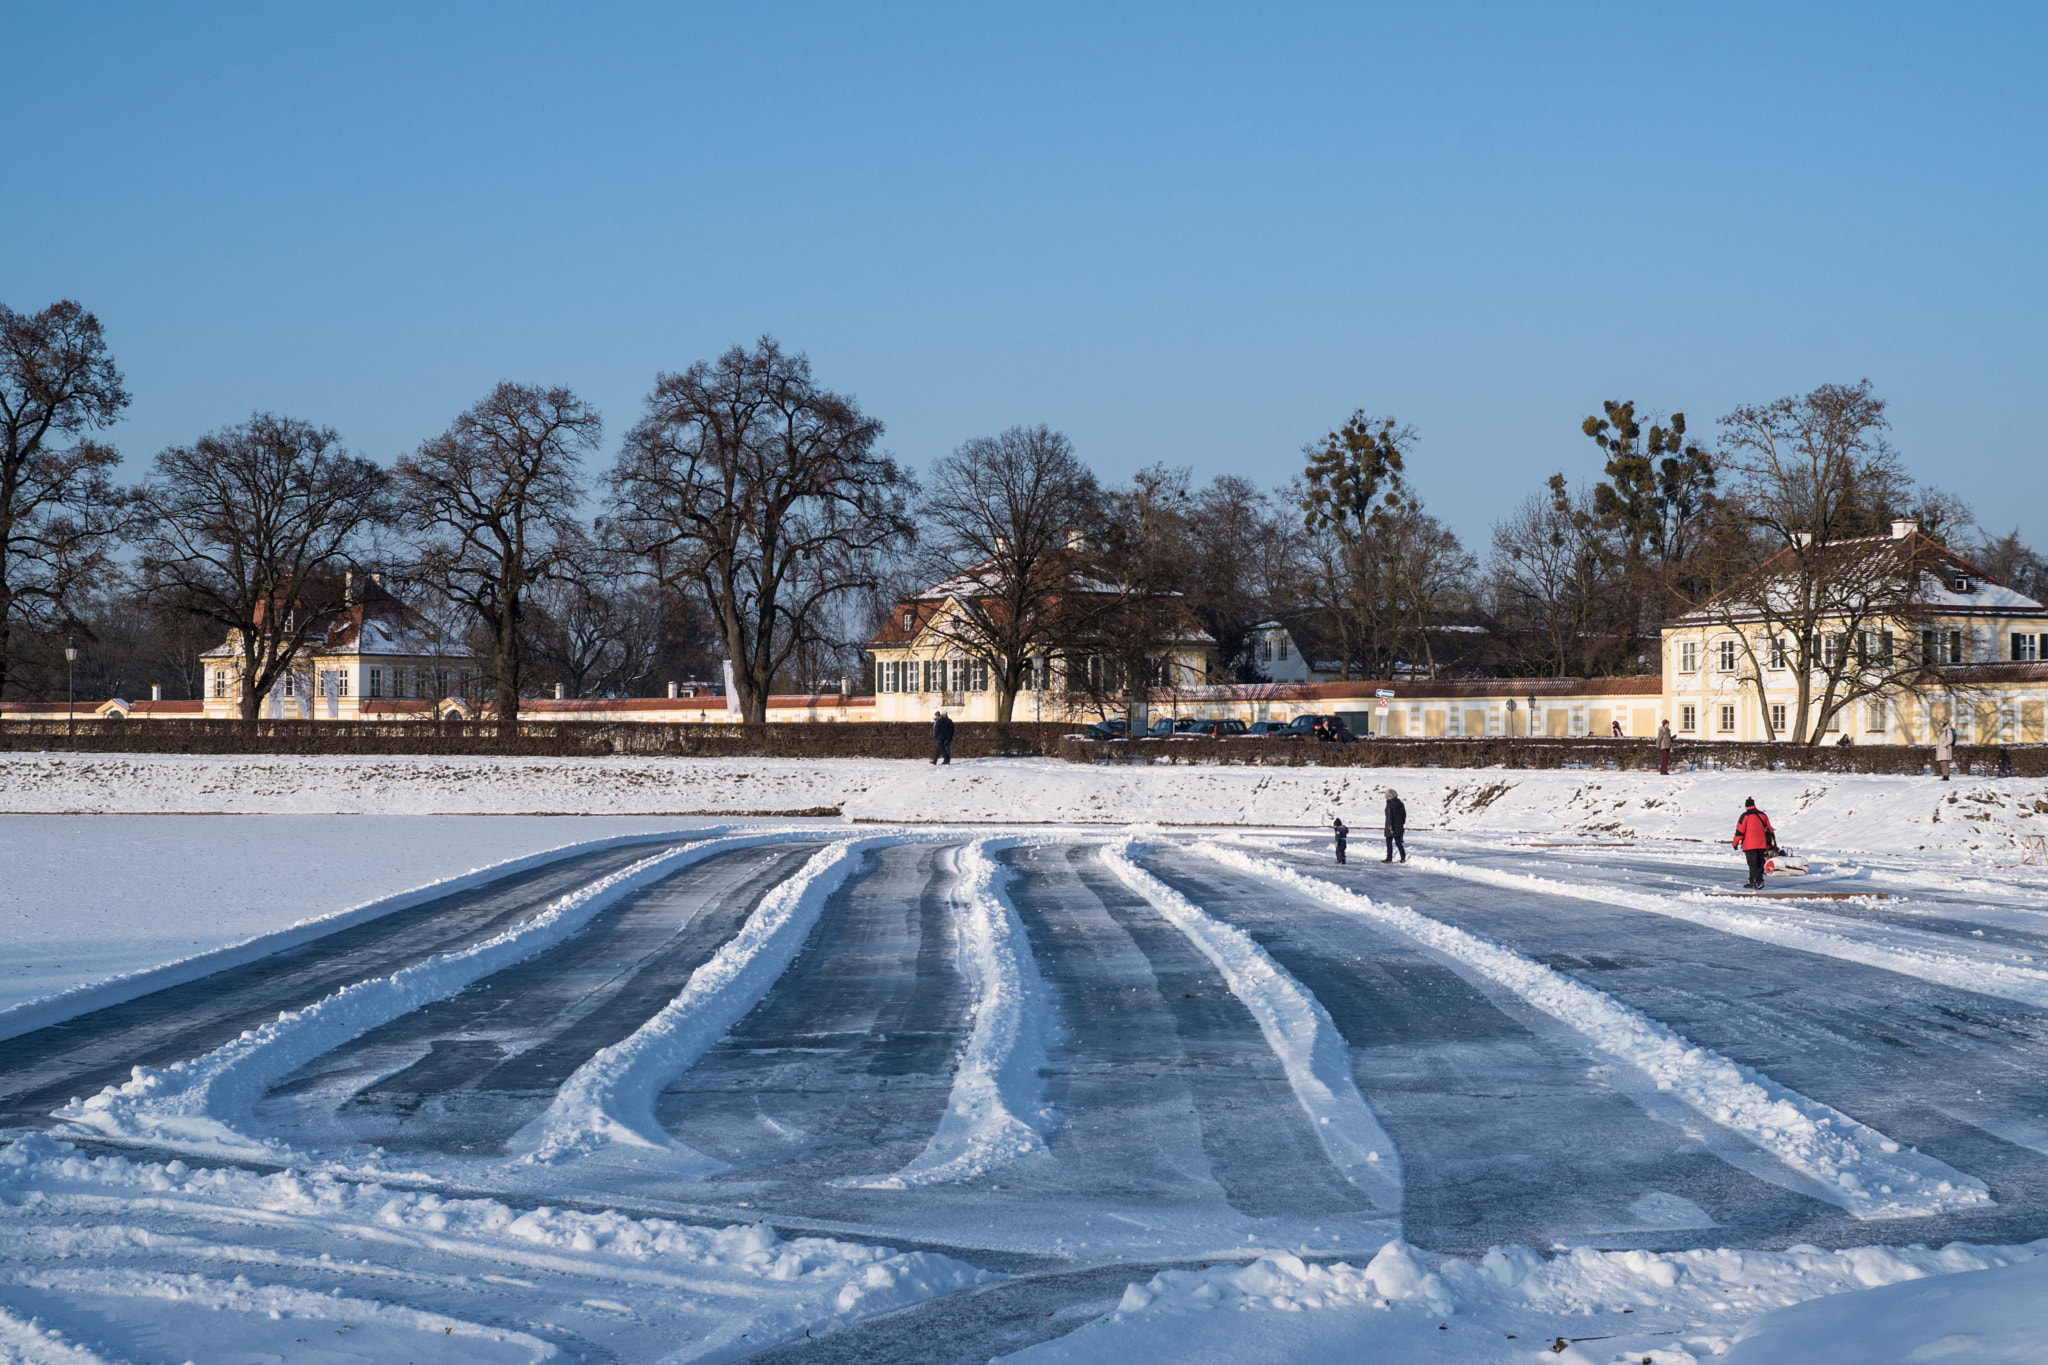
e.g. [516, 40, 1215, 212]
[1733, 797, 1777, 890]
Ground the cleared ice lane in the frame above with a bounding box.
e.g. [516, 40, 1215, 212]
[1247, 842, 2048, 1248]
[659, 841, 975, 1193]
[254, 842, 822, 1155]
[1136, 846, 1841, 1254]
[0, 842, 675, 1131]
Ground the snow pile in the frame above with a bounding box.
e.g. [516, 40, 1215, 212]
[0, 1135, 990, 1361]
[56, 834, 813, 1156]
[0, 1305, 116, 1365]
[1195, 840, 1992, 1220]
[855, 837, 1060, 1188]
[521, 836, 903, 1164]
[1414, 851, 2048, 1010]
[1005, 1236, 2048, 1365]
[1098, 838, 1402, 1212]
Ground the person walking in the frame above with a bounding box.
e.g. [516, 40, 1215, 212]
[1733, 797, 1776, 890]
[1656, 718, 1674, 775]
[1935, 719, 1956, 781]
[1332, 816, 1349, 865]
[931, 708, 954, 765]
[1383, 788, 1407, 863]
[1610, 719, 1624, 738]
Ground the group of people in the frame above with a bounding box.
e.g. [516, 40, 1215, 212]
[1330, 790, 1405, 865]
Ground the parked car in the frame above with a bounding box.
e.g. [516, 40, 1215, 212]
[1177, 719, 1247, 739]
[1244, 720, 1295, 739]
[1092, 718, 1130, 738]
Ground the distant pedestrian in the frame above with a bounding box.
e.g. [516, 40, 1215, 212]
[1332, 817, 1349, 864]
[932, 708, 954, 765]
[1935, 720, 1956, 781]
[1611, 719, 1624, 738]
[1383, 789, 1407, 863]
[1656, 719, 1674, 775]
[1733, 797, 1776, 890]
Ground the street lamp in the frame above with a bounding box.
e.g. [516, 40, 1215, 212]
[1528, 694, 1539, 737]
[65, 636, 78, 745]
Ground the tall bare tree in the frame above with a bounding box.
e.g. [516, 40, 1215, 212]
[395, 383, 599, 731]
[914, 424, 1100, 724]
[137, 414, 391, 719]
[606, 340, 914, 724]
[0, 300, 132, 698]
[1699, 380, 1963, 742]
[1489, 477, 1615, 678]
[1183, 474, 1293, 680]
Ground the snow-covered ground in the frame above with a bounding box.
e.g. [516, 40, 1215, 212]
[6, 760, 2048, 1361]
[4, 751, 2045, 856]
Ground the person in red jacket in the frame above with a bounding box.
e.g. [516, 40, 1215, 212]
[1733, 797, 1776, 890]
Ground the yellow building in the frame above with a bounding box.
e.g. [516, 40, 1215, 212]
[1657, 523, 2048, 745]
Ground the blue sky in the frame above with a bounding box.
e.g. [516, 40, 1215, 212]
[9, 3, 2044, 551]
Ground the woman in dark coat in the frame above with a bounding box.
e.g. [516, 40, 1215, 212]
[1383, 789, 1407, 863]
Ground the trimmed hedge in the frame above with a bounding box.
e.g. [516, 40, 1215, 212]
[0, 718, 1070, 759]
[1057, 734, 2048, 777]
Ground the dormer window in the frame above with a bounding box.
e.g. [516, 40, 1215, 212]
[902, 610, 914, 631]
[1951, 576, 1975, 594]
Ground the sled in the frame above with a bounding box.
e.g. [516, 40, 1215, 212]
[1764, 847, 1808, 876]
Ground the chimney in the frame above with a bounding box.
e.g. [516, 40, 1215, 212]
[151, 684, 161, 702]
[554, 682, 565, 700]
[371, 571, 384, 589]
[667, 681, 678, 699]
[1891, 518, 1919, 541]
[1793, 531, 1813, 548]
[343, 570, 353, 602]
[840, 676, 851, 697]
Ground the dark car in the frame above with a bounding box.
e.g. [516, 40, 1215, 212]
[1244, 720, 1295, 739]
[1178, 719, 1247, 739]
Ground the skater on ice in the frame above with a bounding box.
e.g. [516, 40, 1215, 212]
[1332, 816, 1348, 864]
[1733, 796, 1777, 890]
[1383, 789, 1407, 863]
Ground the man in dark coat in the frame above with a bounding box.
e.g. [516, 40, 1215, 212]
[932, 709, 954, 765]
[1332, 817, 1348, 864]
[1383, 789, 1407, 863]
[1733, 797, 1776, 890]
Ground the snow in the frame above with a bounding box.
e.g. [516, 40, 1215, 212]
[8, 756, 2048, 1361]
[1099, 838, 1402, 1211]
[522, 835, 904, 1165]
[1193, 839, 1992, 1220]
[58, 835, 812, 1158]
[998, 1236, 2048, 1365]
[853, 837, 1060, 1188]
[7, 752, 2046, 858]
[0, 814, 735, 1027]
[0, 1134, 987, 1364]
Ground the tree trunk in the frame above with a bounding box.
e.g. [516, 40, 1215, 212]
[495, 616, 520, 736]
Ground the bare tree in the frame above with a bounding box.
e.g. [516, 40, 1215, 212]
[1976, 529, 2048, 603]
[137, 414, 391, 719]
[1183, 474, 1292, 680]
[914, 424, 1100, 724]
[1082, 465, 1201, 731]
[395, 383, 599, 731]
[606, 340, 914, 724]
[0, 300, 132, 698]
[1700, 380, 1966, 743]
[1488, 477, 1614, 678]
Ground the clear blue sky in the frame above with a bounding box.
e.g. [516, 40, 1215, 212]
[9, 3, 2044, 551]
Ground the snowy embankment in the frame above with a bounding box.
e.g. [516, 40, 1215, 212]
[1000, 1235, 2048, 1365]
[1197, 840, 1990, 1221]
[59, 831, 822, 1158]
[6, 751, 2046, 855]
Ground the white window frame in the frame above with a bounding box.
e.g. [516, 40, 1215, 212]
[1679, 641, 1697, 674]
[2015, 632, 2041, 662]
[1718, 704, 1736, 733]
[1681, 704, 1696, 732]
[1865, 699, 1887, 733]
[368, 668, 382, 699]
[1770, 702, 1787, 734]
[1768, 636, 1787, 670]
[1717, 638, 1737, 673]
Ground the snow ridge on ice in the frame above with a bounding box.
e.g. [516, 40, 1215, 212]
[55, 832, 817, 1157]
[852, 837, 1060, 1188]
[1413, 852, 2048, 1010]
[1099, 838, 1403, 1212]
[519, 835, 911, 1165]
[1195, 841, 1993, 1221]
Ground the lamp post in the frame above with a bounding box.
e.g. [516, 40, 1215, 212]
[65, 636, 78, 746]
[1528, 694, 1539, 738]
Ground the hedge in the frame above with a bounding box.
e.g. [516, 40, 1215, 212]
[1056, 734, 2048, 778]
[0, 718, 1070, 760]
